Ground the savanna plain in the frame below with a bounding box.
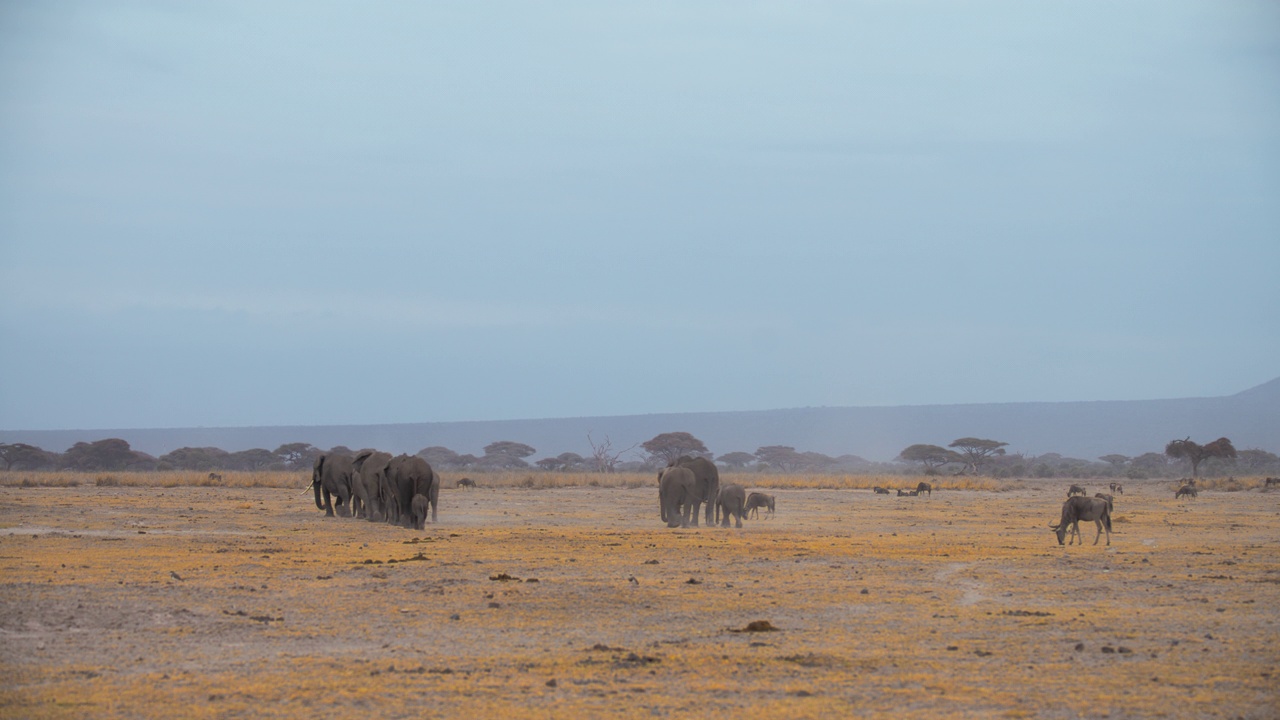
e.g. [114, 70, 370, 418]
[1, 472, 1277, 719]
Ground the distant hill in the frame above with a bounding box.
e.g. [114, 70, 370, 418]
[4, 377, 1277, 462]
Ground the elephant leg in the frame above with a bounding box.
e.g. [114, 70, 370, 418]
[430, 484, 439, 523]
[689, 501, 701, 527]
[322, 488, 335, 517]
[337, 486, 352, 517]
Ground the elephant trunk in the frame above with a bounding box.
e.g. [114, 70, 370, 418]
[312, 457, 325, 510]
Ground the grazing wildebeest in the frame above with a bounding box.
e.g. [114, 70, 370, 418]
[1175, 485, 1198, 499]
[1109, 482, 1124, 495]
[873, 487, 891, 495]
[897, 489, 918, 497]
[1067, 484, 1086, 497]
[916, 481, 932, 497]
[1094, 493, 1114, 512]
[1051, 496, 1112, 546]
[1265, 477, 1280, 488]
[744, 492, 775, 519]
[457, 477, 476, 489]
[207, 472, 223, 482]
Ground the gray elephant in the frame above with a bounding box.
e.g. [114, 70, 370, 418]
[410, 494, 431, 530]
[312, 452, 356, 517]
[352, 450, 395, 522]
[715, 483, 746, 528]
[387, 455, 438, 527]
[671, 455, 721, 527]
[658, 466, 698, 528]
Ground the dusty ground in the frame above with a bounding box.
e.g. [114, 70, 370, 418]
[0, 479, 1277, 719]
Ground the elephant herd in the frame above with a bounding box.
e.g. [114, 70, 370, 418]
[657, 455, 775, 529]
[311, 451, 776, 532]
[311, 450, 440, 530]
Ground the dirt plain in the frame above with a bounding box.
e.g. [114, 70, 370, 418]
[1, 477, 1277, 719]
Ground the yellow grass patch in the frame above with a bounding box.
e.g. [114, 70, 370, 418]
[0, 479, 1276, 718]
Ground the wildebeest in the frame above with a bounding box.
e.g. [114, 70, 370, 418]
[1175, 485, 1198, 499]
[1109, 482, 1124, 495]
[916, 481, 932, 497]
[873, 487, 891, 495]
[1094, 493, 1114, 512]
[1051, 496, 1112, 546]
[1264, 477, 1279, 488]
[207, 472, 223, 482]
[744, 492, 775, 519]
[1067, 484, 1086, 497]
[457, 477, 476, 489]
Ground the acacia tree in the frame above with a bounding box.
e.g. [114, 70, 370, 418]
[481, 441, 537, 469]
[63, 438, 148, 471]
[274, 443, 321, 471]
[641, 432, 708, 466]
[1165, 437, 1237, 478]
[0, 442, 55, 470]
[417, 446, 462, 469]
[1099, 454, 1130, 470]
[948, 438, 1008, 475]
[716, 451, 757, 470]
[897, 444, 964, 473]
[754, 446, 802, 472]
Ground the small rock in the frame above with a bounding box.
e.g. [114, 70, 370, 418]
[488, 602, 501, 609]
[860, 588, 869, 595]
[1101, 646, 1116, 654]
[449, 614, 461, 621]
[686, 578, 701, 585]
[1075, 643, 1085, 651]
[545, 679, 557, 688]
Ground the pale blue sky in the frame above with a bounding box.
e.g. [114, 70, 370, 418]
[1, 2, 1278, 431]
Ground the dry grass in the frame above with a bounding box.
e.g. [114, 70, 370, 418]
[0, 471, 306, 489]
[0, 470, 1021, 493]
[0, 479, 1277, 718]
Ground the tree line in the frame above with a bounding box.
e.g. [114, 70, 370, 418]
[0, 431, 1271, 479]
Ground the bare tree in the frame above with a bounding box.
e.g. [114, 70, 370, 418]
[588, 432, 636, 473]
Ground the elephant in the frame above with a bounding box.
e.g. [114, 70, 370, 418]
[658, 466, 698, 528]
[715, 483, 746, 528]
[312, 452, 356, 517]
[352, 450, 394, 522]
[671, 455, 720, 527]
[387, 455, 438, 527]
[410, 494, 431, 530]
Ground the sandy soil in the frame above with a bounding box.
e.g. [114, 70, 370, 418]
[1, 480, 1277, 719]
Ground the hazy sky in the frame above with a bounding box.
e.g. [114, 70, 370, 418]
[2, 2, 1278, 431]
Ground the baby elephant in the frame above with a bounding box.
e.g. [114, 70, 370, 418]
[716, 484, 747, 528]
[410, 493, 431, 530]
[744, 492, 775, 519]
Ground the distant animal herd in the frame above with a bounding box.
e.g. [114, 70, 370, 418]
[306, 450, 1277, 547]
